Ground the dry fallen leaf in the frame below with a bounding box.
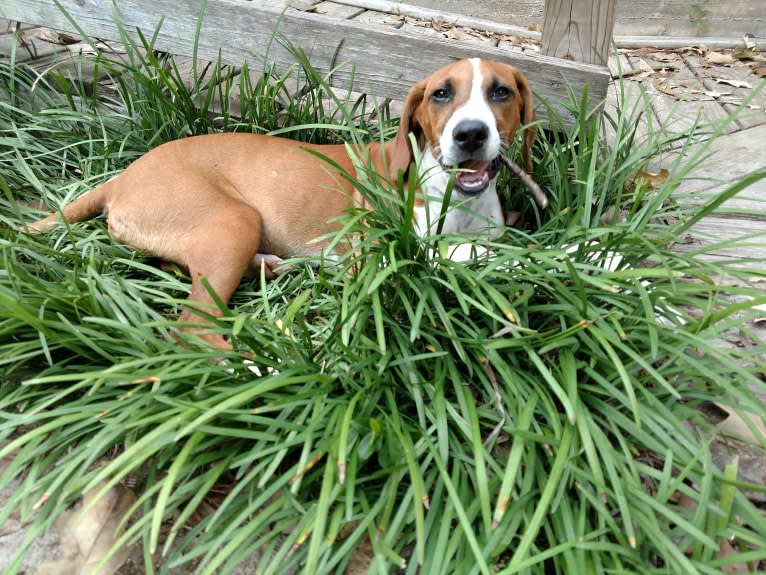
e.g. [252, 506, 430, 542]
[634, 168, 670, 189]
[715, 77, 753, 89]
[623, 168, 669, 198]
[714, 402, 766, 445]
[635, 58, 654, 73]
[718, 538, 751, 574]
[527, 23, 542, 33]
[652, 77, 678, 98]
[671, 485, 751, 572]
[651, 52, 679, 63]
[36, 28, 80, 45]
[37, 482, 136, 575]
[703, 89, 734, 99]
[706, 51, 737, 66]
[445, 27, 461, 40]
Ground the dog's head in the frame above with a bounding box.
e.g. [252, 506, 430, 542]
[387, 58, 536, 195]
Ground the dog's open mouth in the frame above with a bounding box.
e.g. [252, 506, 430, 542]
[454, 159, 498, 195]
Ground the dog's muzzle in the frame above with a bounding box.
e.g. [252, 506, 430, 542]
[448, 120, 499, 195]
[453, 158, 500, 195]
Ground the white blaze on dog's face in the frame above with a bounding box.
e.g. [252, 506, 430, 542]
[438, 58, 502, 165]
[385, 58, 536, 238]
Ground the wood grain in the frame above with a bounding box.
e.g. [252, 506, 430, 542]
[402, 0, 765, 38]
[0, 0, 609, 124]
[541, 0, 616, 64]
[674, 215, 766, 261]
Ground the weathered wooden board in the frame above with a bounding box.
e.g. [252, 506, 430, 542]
[0, 24, 68, 62]
[669, 123, 766, 215]
[0, 0, 610, 125]
[397, 19, 499, 48]
[403, 0, 766, 38]
[312, 1, 365, 20]
[627, 52, 732, 137]
[541, 0, 616, 64]
[683, 55, 766, 131]
[352, 9, 404, 28]
[674, 215, 766, 261]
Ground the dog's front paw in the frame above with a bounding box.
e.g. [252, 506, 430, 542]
[223, 358, 281, 377]
[428, 242, 489, 264]
[444, 242, 490, 262]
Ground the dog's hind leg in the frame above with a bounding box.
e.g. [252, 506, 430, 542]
[24, 181, 113, 232]
[174, 203, 264, 349]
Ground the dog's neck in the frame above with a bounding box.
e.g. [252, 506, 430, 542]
[413, 144, 504, 238]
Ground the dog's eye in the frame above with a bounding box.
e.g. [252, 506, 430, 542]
[431, 88, 452, 103]
[490, 86, 513, 102]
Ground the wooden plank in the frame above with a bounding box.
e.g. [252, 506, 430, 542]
[613, 0, 766, 38]
[0, 25, 69, 62]
[397, 19, 499, 48]
[541, 0, 616, 65]
[332, 0, 542, 41]
[626, 51, 732, 138]
[602, 81, 651, 149]
[0, 0, 610, 125]
[496, 40, 526, 55]
[351, 9, 405, 28]
[607, 52, 632, 78]
[312, 1, 365, 19]
[669, 123, 766, 215]
[615, 36, 763, 50]
[403, 0, 765, 39]
[683, 54, 766, 131]
[673, 215, 766, 261]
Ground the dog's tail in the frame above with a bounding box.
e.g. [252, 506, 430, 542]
[24, 180, 114, 233]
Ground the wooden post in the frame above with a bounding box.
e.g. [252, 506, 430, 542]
[542, 0, 616, 65]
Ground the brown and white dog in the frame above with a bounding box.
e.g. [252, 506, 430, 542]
[27, 58, 536, 348]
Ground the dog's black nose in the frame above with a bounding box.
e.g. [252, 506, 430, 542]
[453, 120, 489, 153]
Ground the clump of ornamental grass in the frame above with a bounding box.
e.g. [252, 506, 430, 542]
[1, 17, 766, 575]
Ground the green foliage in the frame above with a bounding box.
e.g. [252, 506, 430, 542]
[2, 17, 766, 575]
[689, 0, 712, 36]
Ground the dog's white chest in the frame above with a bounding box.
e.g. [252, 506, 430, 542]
[412, 146, 504, 238]
[413, 191, 503, 237]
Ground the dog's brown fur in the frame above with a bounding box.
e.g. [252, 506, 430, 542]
[27, 59, 535, 349]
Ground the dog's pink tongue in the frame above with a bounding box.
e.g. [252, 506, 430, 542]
[456, 160, 491, 192]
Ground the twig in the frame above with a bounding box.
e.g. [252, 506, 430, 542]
[499, 154, 548, 209]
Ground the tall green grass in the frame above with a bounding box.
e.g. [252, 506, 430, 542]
[2, 16, 766, 575]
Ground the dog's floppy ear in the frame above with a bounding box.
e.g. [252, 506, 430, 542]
[514, 70, 537, 173]
[386, 80, 426, 179]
